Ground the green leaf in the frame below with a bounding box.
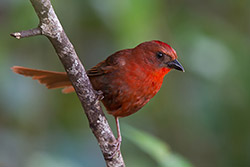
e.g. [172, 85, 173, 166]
[123, 124, 194, 167]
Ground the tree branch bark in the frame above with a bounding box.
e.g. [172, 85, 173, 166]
[11, 0, 125, 166]
[10, 27, 42, 39]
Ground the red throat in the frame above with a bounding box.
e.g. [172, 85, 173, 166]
[153, 67, 171, 81]
[160, 67, 171, 77]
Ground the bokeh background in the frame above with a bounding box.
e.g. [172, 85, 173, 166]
[0, 0, 250, 167]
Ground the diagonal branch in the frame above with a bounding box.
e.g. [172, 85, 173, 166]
[11, 0, 125, 166]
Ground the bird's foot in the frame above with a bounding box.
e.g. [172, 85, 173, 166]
[105, 138, 122, 160]
[114, 136, 122, 151]
[94, 90, 104, 100]
[105, 117, 122, 160]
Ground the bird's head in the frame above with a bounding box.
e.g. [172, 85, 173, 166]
[133, 40, 185, 73]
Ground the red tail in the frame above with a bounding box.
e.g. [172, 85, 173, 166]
[12, 66, 75, 93]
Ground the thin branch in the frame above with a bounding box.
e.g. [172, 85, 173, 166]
[10, 27, 42, 39]
[11, 0, 125, 166]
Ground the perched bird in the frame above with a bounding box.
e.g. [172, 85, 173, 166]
[12, 40, 184, 146]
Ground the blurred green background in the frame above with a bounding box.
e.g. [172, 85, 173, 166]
[0, 0, 250, 167]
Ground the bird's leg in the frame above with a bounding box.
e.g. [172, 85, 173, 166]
[115, 116, 122, 148]
[105, 117, 122, 160]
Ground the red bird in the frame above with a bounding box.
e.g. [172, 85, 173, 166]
[12, 40, 184, 146]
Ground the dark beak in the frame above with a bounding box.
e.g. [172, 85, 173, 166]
[167, 59, 185, 72]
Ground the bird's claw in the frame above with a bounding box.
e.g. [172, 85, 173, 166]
[116, 136, 122, 150]
[94, 90, 104, 100]
[113, 137, 122, 153]
[105, 138, 122, 160]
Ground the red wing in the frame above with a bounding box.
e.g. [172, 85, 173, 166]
[87, 55, 119, 76]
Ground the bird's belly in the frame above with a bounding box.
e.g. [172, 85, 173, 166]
[101, 75, 163, 117]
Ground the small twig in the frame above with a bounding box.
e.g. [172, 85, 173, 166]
[10, 27, 42, 39]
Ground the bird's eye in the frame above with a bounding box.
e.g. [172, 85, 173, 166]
[157, 52, 164, 59]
